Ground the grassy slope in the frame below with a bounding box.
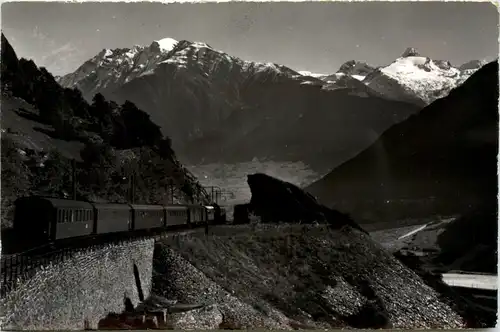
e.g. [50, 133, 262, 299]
[153, 224, 464, 329]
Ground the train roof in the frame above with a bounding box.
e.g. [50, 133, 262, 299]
[93, 203, 132, 210]
[130, 204, 164, 210]
[15, 196, 94, 209]
[165, 205, 188, 210]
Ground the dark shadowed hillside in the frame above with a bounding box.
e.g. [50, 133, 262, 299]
[181, 79, 419, 172]
[306, 60, 498, 223]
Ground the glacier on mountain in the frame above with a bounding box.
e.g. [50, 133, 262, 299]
[364, 54, 479, 105]
[155, 37, 179, 52]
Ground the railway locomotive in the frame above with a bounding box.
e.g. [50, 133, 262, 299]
[13, 196, 227, 246]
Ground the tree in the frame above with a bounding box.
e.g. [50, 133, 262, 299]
[120, 100, 163, 148]
[0, 136, 31, 228]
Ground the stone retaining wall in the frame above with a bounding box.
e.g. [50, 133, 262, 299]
[0, 238, 155, 330]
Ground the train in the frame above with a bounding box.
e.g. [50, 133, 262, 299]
[12, 196, 227, 247]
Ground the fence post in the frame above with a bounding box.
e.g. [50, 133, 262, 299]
[3, 258, 7, 286]
[170, 181, 174, 204]
[9, 256, 14, 285]
[130, 173, 136, 204]
[72, 159, 77, 200]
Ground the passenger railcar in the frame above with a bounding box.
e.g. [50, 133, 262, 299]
[93, 203, 132, 234]
[165, 205, 189, 227]
[11, 195, 231, 251]
[13, 197, 94, 244]
[187, 205, 207, 225]
[130, 204, 165, 230]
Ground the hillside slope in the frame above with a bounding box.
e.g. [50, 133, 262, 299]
[0, 33, 208, 227]
[306, 60, 498, 223]
[154, 224, 464, 329]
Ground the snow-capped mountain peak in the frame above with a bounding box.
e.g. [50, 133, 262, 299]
[153, 37, 179, 53]
[58, 37, 301, 100]
[363, 53, 480, 105]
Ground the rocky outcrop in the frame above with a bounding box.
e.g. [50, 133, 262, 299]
[239, 173, 366, 233]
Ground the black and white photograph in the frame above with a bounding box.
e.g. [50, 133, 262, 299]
[0, 0, 498, 329]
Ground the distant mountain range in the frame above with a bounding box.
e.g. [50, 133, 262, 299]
[297, 47, 485, 107]
[306, 60, 498, 223]
[57, 38, 486, 172]
[60, 38, 466, 172]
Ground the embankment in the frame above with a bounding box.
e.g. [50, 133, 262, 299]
[153, 224, 464, 329]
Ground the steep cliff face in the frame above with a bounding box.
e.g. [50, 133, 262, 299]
[306, 60, 498, 223]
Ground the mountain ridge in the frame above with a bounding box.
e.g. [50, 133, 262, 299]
[58, 37, 426, 172]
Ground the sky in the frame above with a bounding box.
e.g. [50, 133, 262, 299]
[1, 1, 498, 76]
